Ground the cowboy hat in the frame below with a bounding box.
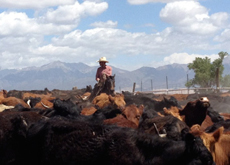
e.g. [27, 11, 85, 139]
[97, 57, 109, 63]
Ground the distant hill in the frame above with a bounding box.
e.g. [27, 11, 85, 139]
[0, 57, 229, 92]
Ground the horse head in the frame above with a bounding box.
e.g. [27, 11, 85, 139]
[104, 74, 115, 95]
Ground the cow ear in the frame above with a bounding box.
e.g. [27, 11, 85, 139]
[163, 97, 168, 102]
[109, 95, 114, 102]
[138, 104, 144, 114]
[213, 126, 224, 142]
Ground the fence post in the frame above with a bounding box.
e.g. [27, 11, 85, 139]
[216, 67, 220, 93]
[141, 80, 142, 92]
[133, 82, 136, 94]
[166, 76, 168, 94]
[151, 79, 153, 91]
[187, 74, 189, 94]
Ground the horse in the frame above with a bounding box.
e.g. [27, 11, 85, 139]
[100, 74, 115, 95]
[88, 74, 116, 101]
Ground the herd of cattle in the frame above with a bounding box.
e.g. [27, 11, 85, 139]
[0, 86, 230, 165]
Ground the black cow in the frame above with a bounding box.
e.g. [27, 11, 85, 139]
[23, 116, 215, 165]
[0, 110, 45, 164]
[51, 86, 92, 104]
[205, 119, 230, 133]
[179, 97, 210, 127]
[6, 88, 51, 99]
[36, 98, 122, 125]
[124, 94, 181, 115]
[138, 108, 189, 140]
[207, 106, 224, 123]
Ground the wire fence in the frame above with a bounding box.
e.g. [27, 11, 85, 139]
[117, 78, 230, 95]
[117, 74, 230, 95]
[135, 87, 230, 95]
[133, 76, 190, 92]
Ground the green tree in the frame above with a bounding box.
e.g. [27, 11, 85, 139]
[186, 57, 213, 87]
[212, 51, 228, 78]
[185, 51, 228, 88]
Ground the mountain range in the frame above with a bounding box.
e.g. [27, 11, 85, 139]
[0, 56, 230, 92]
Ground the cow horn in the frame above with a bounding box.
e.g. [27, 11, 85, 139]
[153, 123, 167, 138]
[26, 99, 31, 108]
[41, 102, 50, 109]
[77, 94, 85, 101]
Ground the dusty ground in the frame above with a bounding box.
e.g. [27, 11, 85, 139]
[170, 92, 230, 113]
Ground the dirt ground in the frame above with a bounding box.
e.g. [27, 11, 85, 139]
[170, 92, 230, 113]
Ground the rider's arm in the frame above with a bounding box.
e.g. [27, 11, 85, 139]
[106, 66, 112, 76]
[96, 68, 100, 82]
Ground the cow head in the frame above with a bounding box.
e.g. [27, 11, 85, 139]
[109, 93, 126, 110]
[122, 104, 144, 126]
[198, 97, 210, 108]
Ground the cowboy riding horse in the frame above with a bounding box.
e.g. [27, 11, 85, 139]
[89, 74, 115, 101]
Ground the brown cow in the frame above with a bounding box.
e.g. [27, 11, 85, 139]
[200, 115, 214, 131]
[0, 90, 29, 108]
[92, 93, 111, 108]
[80, 106, 97, 116]
[220, 113, 230, 120]
[162, 107, 184, 121]
[0, 97, 30, 108]
[22, 92, 55, 101]
[22, 92, 56, 109]
[104, 114, 137, 128]
[33, 98, 54, 109]
[92, 93, 126, 110]
[103, 104, 144, 128]
[78, 92, 91, 101]
[190, 124, 230, 165]
[122, 104, 144, 126]
[0, 89, 7, 99]
[80, 100, 98, 116]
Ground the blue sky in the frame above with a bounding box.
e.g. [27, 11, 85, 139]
[0, 0, 229, 71]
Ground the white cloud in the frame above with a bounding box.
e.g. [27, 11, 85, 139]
[0, 0, 75, 9]
[159, 1, 220, 35]
[0, 1, 108, 37]
[214, 29, 230, 42]
[163, 52, 219, 65]
[0, 0, 229, 71]
[0, 11, 75, 36]
[210, 12, 230, 28]
[90, 20, 117, 28]
[41, 27, 220, 65]
[82, 1, 108, 16]
[127, 0, 196, 5]
[0, 23, 224, 70]
[83, 0, 104, 2]
[160, 1, 209, 25]
[51, 28, 159, 55]
[42, 1, 108, 25]
[0, 1, 109, 69]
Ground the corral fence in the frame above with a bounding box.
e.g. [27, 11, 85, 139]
[132, 85, 230, 95]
